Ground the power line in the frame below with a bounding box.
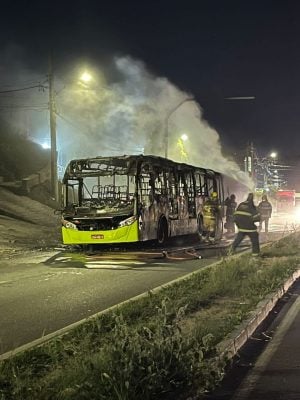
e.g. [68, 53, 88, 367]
[0, 76, 46, 88]
[0, 102, 48, 107]
[0, 107, 48, 112]
[56, 111, 81, 130]
[0, 83, 47, 94]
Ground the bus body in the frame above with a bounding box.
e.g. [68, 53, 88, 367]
[61, 155, 224, 245]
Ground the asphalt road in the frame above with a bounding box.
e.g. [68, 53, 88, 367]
[0, 211, 296, 357]
[0, 248, 219, 355]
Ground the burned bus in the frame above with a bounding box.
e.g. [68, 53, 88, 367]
[61, 155, 224, 246]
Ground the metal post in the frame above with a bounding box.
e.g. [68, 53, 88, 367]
[164, 121, 168, 159]
[48, 56, 58, 201]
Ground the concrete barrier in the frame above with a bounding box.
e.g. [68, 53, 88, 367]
[21, 163, 51, 194]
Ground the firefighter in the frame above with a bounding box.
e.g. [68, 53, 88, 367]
[224, 194, 237, 235]
[258, 194, 272, 233]
[229, 193, 261, 256]
[202, 191, 221, 243]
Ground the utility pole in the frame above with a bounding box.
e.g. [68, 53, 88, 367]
[48, 55, 58, 202]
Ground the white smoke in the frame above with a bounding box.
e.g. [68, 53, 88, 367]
[0, 48, 253, 188]
[57, 56, 253, 187]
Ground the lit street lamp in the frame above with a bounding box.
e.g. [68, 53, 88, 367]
[177, 134, 189, 161]
[164, 95, 255, 159]
[164, 97, 194, 159]
[224, 96, 256, 100]
[48, 67, 94, 202]
[80, 71, 92, 83]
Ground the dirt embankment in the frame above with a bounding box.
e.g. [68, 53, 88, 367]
[0, 187, 62, 256]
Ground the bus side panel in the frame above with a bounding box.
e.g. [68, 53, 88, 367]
[139, 199, 171, 241]
[169, 218, 198, 236]
[139, 206, 159, 241]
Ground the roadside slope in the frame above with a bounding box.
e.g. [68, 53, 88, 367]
[0, 187, 61, 254]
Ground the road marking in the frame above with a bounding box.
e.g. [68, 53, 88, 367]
[85, 264, 132, 269]
[86, 260, 145, 265]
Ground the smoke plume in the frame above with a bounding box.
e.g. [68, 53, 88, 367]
[0, 50, 253, 188]
[57, 56, 253, 187]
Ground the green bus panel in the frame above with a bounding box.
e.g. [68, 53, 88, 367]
[62, 221, 140, 245]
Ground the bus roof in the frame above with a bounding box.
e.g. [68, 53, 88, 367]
[63, 154, 221, 181]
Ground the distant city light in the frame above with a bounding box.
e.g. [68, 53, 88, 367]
[225, 96, 256, 100]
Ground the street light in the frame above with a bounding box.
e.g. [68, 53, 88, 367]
[270, 152, 277, 159]
[48, 68, 94, 202]
[224, 96, 256, 100]
[164, 95, 255, 159]
[80, 71, 92, 83]
[164, 97, 195, 159]
[177, 134, 189, 161]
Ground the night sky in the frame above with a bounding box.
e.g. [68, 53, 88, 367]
[1, 0, 300, 160]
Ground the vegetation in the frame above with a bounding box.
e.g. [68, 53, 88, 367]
[1, 233, 300, 399]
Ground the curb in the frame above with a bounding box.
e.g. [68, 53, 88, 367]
[218, 268, 300, 359]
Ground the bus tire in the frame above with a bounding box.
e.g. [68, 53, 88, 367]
[157, 217, 168, 245]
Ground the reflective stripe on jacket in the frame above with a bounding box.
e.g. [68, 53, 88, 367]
[258, 200, 272, 218]
[234, 201, 260, 232]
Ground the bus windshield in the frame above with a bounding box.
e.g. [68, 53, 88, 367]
[63, 157, 137, 215]
[67, 175, 135, 212]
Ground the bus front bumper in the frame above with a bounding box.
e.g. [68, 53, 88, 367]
[62, 221, 139, 245]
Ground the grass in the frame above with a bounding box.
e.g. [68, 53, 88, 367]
[1, 232, 300, 399]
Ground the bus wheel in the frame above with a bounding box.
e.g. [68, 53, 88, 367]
[157, 217, 168, 245]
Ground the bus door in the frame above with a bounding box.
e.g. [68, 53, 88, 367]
[185, 170, 196, 218]
[216, 175, 225, 217]
[194, 171, 206, 212]
[166, 168, 178, 219]
[177, 171, 189, 219]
